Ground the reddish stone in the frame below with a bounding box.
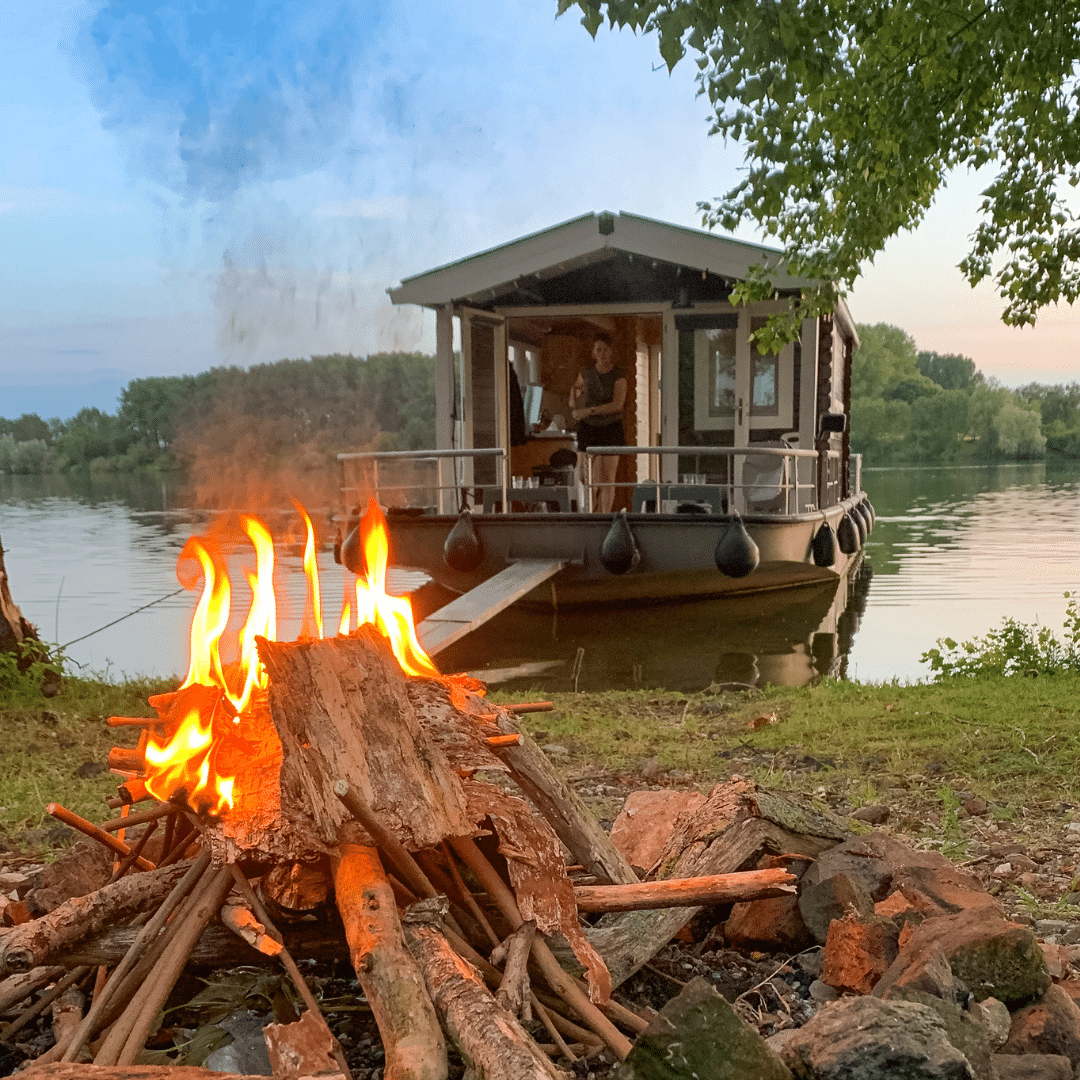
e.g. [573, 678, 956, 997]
[876, 889, 919, 920]
[874, 908, 1051, 1008]
[990, 1055, 1074, 1079]
[1001, 985, 1080, 1066]
[726, 893, 814, 952]
[1039, 943, 1071, 982]
[891, 863, 1000, 920]
[821, 912, 900, 995]
[1056, 980, 1080, 1008]
[609, 789, 706, 875]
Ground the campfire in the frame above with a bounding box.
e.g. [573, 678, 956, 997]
[0, 502, 801, 1079]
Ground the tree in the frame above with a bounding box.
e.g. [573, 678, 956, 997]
[561, 0, 1080, 339]
[917, 351, 982, 392]
[850, 323, 918, 399]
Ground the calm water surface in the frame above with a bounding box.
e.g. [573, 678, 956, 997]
[0, 463, 1077, 689]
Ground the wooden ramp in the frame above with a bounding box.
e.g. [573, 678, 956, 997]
[417, 559, 565, 656]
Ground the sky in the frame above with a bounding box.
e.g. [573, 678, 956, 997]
[1, 0, 1077, 423]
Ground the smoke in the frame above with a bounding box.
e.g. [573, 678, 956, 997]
[77, 1, 371, 202]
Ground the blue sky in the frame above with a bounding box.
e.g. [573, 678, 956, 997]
[2, 0, 1077, 422]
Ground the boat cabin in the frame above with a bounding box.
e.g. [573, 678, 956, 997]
[368, 210, 859, 518]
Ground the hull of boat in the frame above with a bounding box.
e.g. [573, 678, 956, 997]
[387, 499, 865, 607]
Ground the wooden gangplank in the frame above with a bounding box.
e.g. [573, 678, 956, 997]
[417, 559, 565, 656]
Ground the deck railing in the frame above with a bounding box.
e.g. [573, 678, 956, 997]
[583, 445, 824, 516]
[338, 444, 857, 516]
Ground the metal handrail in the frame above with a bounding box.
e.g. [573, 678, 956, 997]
[582, 445, 821, 515]
[338, 447, 508, 514]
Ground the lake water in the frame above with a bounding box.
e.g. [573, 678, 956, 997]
[1, 462, 1078, 690]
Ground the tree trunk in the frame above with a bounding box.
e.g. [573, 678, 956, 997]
[0, 536, 38, 657]
[573, 867, 796, 913]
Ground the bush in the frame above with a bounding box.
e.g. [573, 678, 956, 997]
[923, 594, 1080, 677]
[10, 439, 48, 474]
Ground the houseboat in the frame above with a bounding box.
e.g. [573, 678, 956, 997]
[339, 211, 870, 607]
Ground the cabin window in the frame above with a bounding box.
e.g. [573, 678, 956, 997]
[687, 310, 794, 432]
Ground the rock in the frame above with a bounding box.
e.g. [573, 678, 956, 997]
[1035, 921, 1073, 939]
[541, 744, 569, 757]
[781, 996, 978, 1080]
[889, 863, 1000, 920]
[808, 979, 841, 1003]
[1038, 943, 1071, 981]
[878, 943, 967, 1003]
[875, 908, 1051, 1008]
[73, 761, 107, 778]
[801, 834, 961, 905]
[972, 997, 1014, 1050]
[798, 872, 874, 945]
[851, 804, 890, 825]
[726, 894, 815, 953]
[1000, 985, 1080, 1066]
[610, 790, 707, 877]
[989, 1054, 1073, 1079]
[617, 976, 792, 1080]
[821, 912, 900, 995]
[964, 798, 990, 817]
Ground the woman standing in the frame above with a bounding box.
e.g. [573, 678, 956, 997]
[570, 332, 627, 513]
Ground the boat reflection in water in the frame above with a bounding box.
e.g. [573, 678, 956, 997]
[419, 557, 873, 694]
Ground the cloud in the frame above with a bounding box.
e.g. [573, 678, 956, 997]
[312, 196, 412, 220]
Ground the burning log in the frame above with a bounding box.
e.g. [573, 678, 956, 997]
[333, 823, 446, 1080]
[0, 862, 196, 975]
[403, 898, 564, 1080]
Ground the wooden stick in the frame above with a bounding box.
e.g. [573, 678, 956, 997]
[225, 865, 352, 1079]
[532, 997, 576, 1063]
[105, 716, 158, 728]
[502, 702, 553, 714]
[106, 822, 158, 885]
[110, 864, 234, 1066]
[99, 803, 175, 833]
[495, 921, 536, 1019]
[438, 843, 501, 948]
[58, 851, 211, 1064]
[50, 986, 86, 1057]
[333, 824, 446, 1080]
[105, 778, 149, 809]
[484, 734, 521, 748]
[488, 721, 639, 887]
[574, 868, 796, 913]
[0, 967, 66, 1015]
[448, 835, 632, 1061]
[106, 748, 144, 773]
[44, 804, 155, 872]
[0, 862, 195, 975]
[158, 816, 197, 867]
[333, 778, 439, 901]
[0, 967, 88, 1038]
[402, 898, 563, 1080]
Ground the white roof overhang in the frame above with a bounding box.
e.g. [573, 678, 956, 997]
[387, 210, 814, 308]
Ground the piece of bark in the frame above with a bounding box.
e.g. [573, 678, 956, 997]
[252, 630, 473, 860]
[0, 862, 195, 975]
[263, 1009, 348, 1080]
[583, 813, 840, 989]
[403, 898, 563, 1080]
[220, 895, 282, 956]
[490, 712, 639, 887]
[573, 867, 796, 913]
[259, 858, 333, 912]
[0, 536, 41, 658]
[333, 823, 447, 1080]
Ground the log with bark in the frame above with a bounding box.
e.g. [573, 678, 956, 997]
[0, 535, 58, 694]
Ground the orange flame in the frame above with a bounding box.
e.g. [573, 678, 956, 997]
[140, 499, 439, 818]
[295, 501, 323, 640]
[347, 499, 438, 678]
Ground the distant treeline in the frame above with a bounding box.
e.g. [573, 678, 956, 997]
[851, 324, 1079, 463]
[0, 353, 435, 477]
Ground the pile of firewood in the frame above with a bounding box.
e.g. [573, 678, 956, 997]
[0, 627, 844, 1079]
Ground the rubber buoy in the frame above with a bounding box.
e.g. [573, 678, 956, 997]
[714, 514, 760, 578]
[851, 504, 867, 545]
[811, 520, 837, 567]
[338, 511, 365, 576]
[443, 509, 483, 572]
[837, 513, 860, 555]
[864, 498, 876, 528]
[599, 509, 639, 575]
[855, 500, 872, 536]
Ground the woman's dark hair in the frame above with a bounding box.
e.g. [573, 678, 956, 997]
[592, 331, 613, 347]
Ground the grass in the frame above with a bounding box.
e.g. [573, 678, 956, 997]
[3, 664, 1080, 856]
[0, 672, 173, 847]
